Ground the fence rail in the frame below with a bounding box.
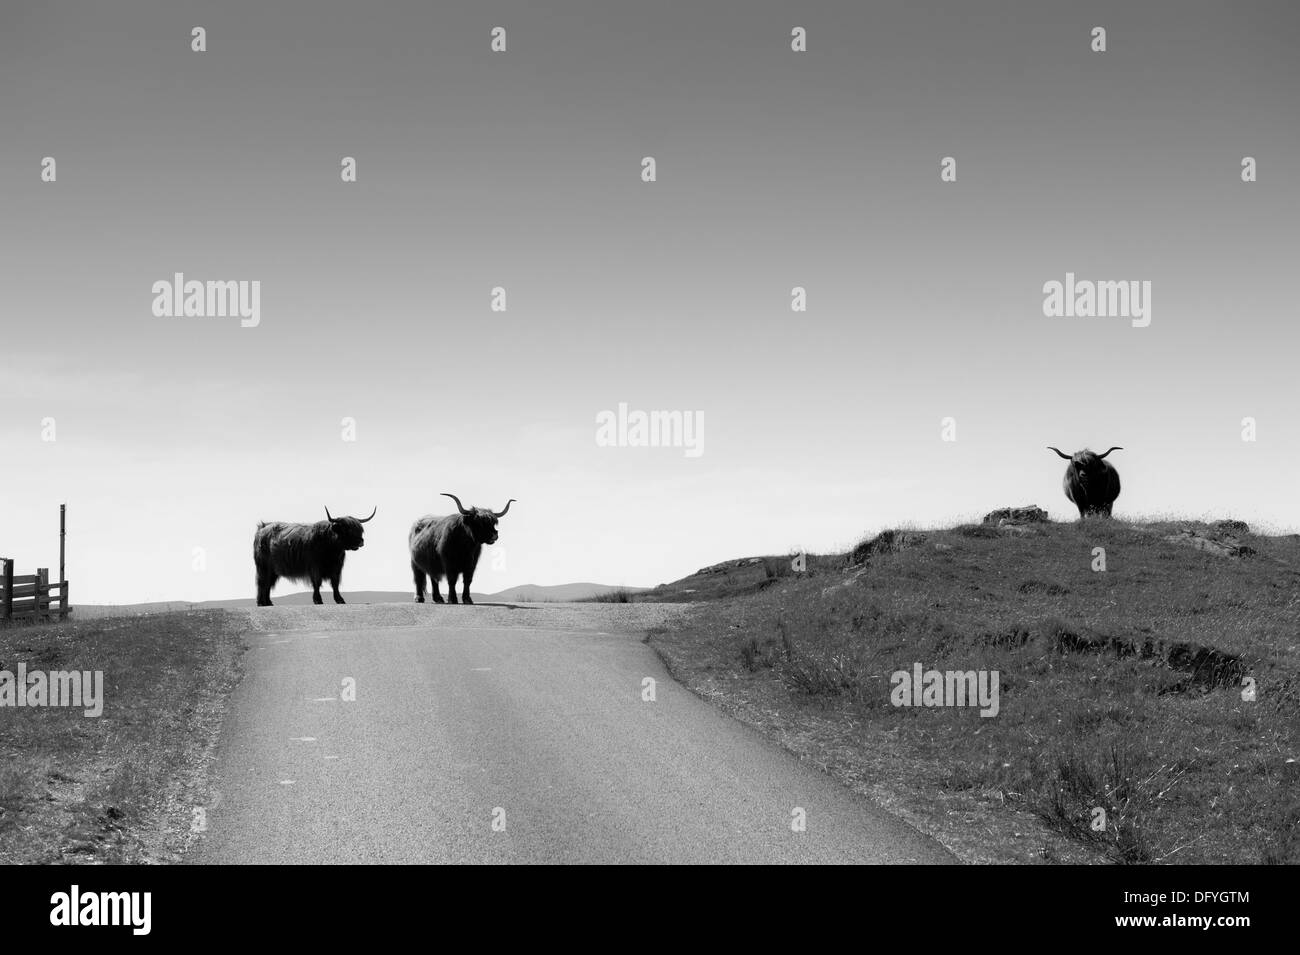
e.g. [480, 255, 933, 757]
[0, 560, 71, 623]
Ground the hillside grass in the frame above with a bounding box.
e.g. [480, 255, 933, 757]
[610, 553, 844, 603]
[0, 610, 246, 863]
[647, 519, 1300, 865]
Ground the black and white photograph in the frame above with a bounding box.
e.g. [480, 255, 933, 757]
[0, 0, 1293, 931]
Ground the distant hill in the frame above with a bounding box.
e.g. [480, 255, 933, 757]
[72, 582, 649, 618]
[615, 554, 841, 603]
[490, 582, 649, 603]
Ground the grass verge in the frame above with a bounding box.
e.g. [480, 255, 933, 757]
[0, 610, 247, 863]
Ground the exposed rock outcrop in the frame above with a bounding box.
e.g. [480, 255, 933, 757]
[1164, 529, 1255, 559]
[982, 505, 1050, 526]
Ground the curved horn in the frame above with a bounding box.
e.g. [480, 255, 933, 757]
[1097, 446, 1123, 459]
[325, 505, 335, 521]
[358, 506, 377, 524]
[1047, 447, 1072, 460]
[494, 498, 516, 518]
[441, 492, 472, 516]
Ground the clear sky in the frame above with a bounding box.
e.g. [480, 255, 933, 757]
[2, 1, 1297, 603]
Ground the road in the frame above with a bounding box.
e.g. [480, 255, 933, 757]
[189, 606, 956, 864]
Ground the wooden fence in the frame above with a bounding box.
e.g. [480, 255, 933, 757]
[0, 559, 71, 624]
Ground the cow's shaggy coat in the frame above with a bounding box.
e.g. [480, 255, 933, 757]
[1048, 447, 1122, 517]
[254, 506, 375, 606]
[409, 494, 515, 605]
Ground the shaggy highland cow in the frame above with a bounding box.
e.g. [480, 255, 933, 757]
[254, 506, 376, 606]
[1048, 446, 1122, 518]
[409, 493, 515, 605]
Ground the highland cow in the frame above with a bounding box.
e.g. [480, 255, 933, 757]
[409, 493, 515, 605]
[1048, 446, 1122, 518]
[254, 506, 376, 606]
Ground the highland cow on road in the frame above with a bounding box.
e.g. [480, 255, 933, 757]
[409, 493, 515, 605]
[254, 506, 376, 606]
[1048, 446, 1122, 518]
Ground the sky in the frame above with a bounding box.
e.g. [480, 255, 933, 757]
[1, 1, 1298, 604]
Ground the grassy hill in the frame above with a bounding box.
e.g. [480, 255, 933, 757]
[646, 517, 1300, 864]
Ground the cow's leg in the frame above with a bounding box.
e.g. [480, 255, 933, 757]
[461, 570, 474, 605]
[328, 562, 345, 604]
[446, 569, 460, 604]
[430, 575, 445, 604]
[412, 563, 427, 603]
[311, 574, 324, 605]
[256, 571, 276, 607]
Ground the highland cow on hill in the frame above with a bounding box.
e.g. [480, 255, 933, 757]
[409, 493, 515, 605]
[254, 506, 376, 606]
[1048, 446, 1122, 518]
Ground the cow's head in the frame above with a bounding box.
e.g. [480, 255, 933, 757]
[324, 505, 377, 550]
[1048, 446, 1121, 486]
[441, 493, 515, 545]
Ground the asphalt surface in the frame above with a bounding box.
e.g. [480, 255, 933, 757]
[190, 608, 956, 864]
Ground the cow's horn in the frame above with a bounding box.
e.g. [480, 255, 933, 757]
[325, 505, 336, 521]
[1047, 447, 1072, 459]
[494, 499, 516, 518]
[359, 506, 377, 523]
[1097, 446, 1123, 459]
[441, 492, 472, 516]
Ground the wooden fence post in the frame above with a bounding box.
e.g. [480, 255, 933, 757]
[37, 568, 49, 621]
[2, 559, 12, 621]
[59, 504, 66, 591]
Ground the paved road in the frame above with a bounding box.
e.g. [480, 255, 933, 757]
[190, 609, 955, 864]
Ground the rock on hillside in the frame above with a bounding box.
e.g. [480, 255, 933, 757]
[982, 505, 1050, 526]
